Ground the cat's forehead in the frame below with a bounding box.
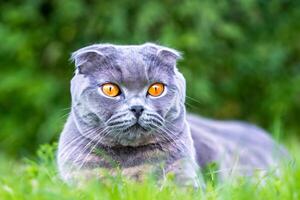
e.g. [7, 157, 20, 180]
[113, 46, 152, 83]
[100, 45, 167, 84]
[113, 43, 158, 66]
[115, 45, 150, 68]
[72, 43, 181, 86]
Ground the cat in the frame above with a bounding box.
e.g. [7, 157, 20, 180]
[57, 43, 288, 188]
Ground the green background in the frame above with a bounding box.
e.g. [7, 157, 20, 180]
[1, 0, 300, 157]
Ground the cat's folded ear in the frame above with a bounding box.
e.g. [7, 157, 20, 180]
[157, 47, 182, 65]
[71, 45, 115, 74]
[144, 43, 182, 68]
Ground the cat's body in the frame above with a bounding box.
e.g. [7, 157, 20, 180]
[57, 43, 287, 187]
[188, 114, 285, 179]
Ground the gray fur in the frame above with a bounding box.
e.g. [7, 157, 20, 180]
[57, 43, 287, 187]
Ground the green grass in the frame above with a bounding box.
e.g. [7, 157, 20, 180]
[0, 141, 299, 200]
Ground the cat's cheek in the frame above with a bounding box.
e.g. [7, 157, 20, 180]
[162, 99, 181, 120]
[85, 95, 122, 122]
[155, 94, 176, 113]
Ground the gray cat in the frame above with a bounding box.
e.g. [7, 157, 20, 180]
[57, 43, 287, 188]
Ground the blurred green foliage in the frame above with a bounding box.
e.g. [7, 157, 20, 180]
[0, 0, 300, 157]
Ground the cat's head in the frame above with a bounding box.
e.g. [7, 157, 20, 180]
[70, 43, 186, 146]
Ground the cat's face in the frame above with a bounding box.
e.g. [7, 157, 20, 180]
[70, 43, 186, 146]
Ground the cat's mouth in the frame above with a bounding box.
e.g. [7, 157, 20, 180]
[123, 123, 150, 132]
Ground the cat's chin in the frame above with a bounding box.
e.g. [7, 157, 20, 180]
[105, 124, 157, 147]
[124, 124, 150, 132]
[117, 136, 158, 147]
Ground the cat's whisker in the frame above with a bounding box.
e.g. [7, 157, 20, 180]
[105, 111, 129, 124]
[78, 129, 112, 170]
[60, 107, 72, 111]
[59, 126, 103, 159]
[67, 135, 103, 172]
[61, 137, 97, 167]
[59, 136, 86, 160]
[164, 120, 182, 130]
[184, 102, 199, 110]
[59, 125, 105, 155]
[59, 112, 71, 120]
[164, 136, 186, 153]
[158, 132, 185, 154]
[107, 121, 135, 130]
[60, 126, 106, 165]
[152, 124, 186, 153]
[57, 107, 72, 119]
[164, 120, 191, 139]
[72, 127, 109, 167]
[66, 137, 102, 172]
[144, 112, 164, 122]
[79, 129, 118, 169]
[185, 95, 203, 105]
[159, 124, 189, 152]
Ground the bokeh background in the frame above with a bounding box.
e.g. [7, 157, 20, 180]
[1, 0, 300, 158]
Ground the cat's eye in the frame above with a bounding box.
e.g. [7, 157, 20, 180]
[148, 83, 165, 97]
[101, 83, 120, 97]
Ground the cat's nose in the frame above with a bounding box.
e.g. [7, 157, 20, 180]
[130, 105, 144, 118]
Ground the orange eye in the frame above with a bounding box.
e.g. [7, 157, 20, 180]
[148, 83, 165, 97]
[101, 83, 120, 97]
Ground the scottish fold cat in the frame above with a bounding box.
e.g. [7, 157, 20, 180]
[57, 43, 287, 187]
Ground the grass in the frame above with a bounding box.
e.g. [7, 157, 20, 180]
[0, 141, 299, 200]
